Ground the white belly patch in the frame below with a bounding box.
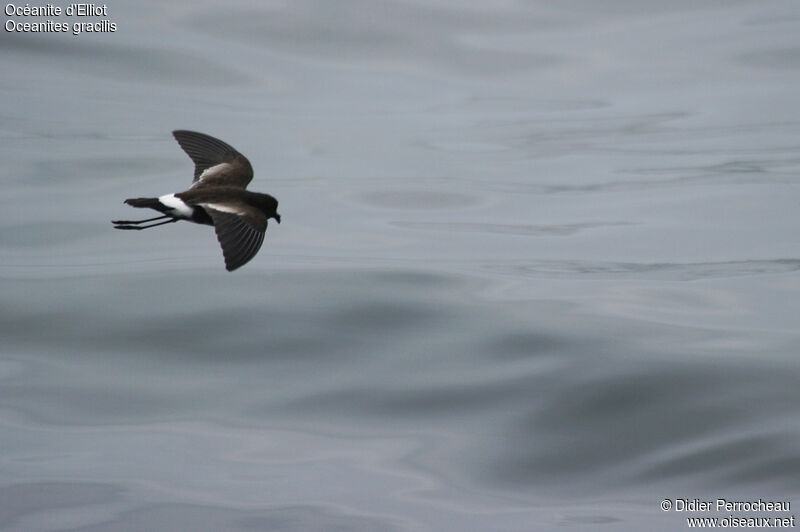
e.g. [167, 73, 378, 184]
[158, 193, 193, 218]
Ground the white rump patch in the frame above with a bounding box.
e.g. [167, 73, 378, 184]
[158, 193, 193, 218]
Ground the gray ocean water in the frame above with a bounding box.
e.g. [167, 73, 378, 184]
[2, 1, 800, 530]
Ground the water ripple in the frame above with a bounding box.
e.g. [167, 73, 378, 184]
[486, 258, 800, 281]
[392, 221, 634, 237]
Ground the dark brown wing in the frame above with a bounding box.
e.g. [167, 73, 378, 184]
[202, 203, 267, 271]
[172, 130, 253, 189]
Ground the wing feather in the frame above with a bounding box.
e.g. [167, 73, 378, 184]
[172, 130, 253, 189]
[203, 204, 267, 271]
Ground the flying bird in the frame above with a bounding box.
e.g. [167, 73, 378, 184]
[113, 130, 280, 271]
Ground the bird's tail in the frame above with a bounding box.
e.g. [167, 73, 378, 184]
[124, 197, 161, 209]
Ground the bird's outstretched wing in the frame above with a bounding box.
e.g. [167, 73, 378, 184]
[201, 203, 268, 271]
[172, 130, 253, 189]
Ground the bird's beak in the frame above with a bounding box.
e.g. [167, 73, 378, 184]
[275, 214, 281, 224]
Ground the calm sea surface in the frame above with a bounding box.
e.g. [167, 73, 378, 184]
[2, 1, 800, 530]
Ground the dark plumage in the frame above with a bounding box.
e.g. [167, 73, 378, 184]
[112, 131, 281, 271]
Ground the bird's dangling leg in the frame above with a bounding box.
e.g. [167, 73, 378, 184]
[114, 218, 178, 230]
[112, 215, 170, 225]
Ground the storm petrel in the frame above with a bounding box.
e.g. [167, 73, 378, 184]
[112, 130, 281, 271]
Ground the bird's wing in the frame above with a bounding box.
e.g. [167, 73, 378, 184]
[172, 130, 253, 189]
[201, 203, 268, 272]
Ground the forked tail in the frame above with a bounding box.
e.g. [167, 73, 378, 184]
[124, 197, 161, 209]
[113, 197, 177, 229]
